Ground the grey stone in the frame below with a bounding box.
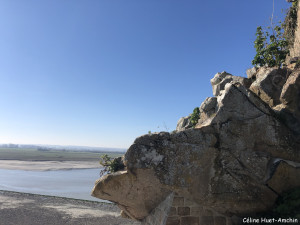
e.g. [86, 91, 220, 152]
[289, 56, 300, 64]
[92, 67, 300, 222]
[211, 71, 251, 96]
[176, 116, 192, 131]
[246, 67, 257, 79]
[249, 67, 290, 106]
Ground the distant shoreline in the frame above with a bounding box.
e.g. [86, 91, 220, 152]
[0, 147, 124, 162]
[0, 160, 101, 171]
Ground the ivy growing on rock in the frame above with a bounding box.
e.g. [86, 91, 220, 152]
[252, 25, 289, 67]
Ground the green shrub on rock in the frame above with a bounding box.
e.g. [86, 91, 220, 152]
[99, 154, 125, 176]
[190, 107, 200, 127]
[252, 25, 289, 67]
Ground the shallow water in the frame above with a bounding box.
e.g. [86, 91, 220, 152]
[0, 168, 105, 202]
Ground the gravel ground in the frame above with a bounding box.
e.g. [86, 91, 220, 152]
[0, 190, 141, 225]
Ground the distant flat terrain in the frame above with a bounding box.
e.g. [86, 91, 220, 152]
[0, 147, 123, 161]
[0, 160, 101, 171]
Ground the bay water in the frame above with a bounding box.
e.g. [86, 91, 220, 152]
[0, 168, 106, 202]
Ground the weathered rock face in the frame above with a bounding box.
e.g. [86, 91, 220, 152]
[176, 115, 192, 131]
[92, 170, 171, 220]
[92, 66, 300, 223]
[288, 0, 300, 59]
[210, 71, 251, 96]
[197, 97, 217, 127]
[249, 67, 290, 107]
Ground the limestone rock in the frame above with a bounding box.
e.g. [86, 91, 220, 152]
[246, 67, 257, 79]
[92, 67, 300, 222]
[211, 71, 251, 96]
[176, 116, 192, 131]
[289, 56, 300, 64]
[274, 69, 300, 134]
[287, 0, 300, 59]
[197, 97, 217, 126]
[267, 160, 300, 194]
[91, 170, 171, 220]
[249, 67, 290, 107]
[280, 69, 300, 112]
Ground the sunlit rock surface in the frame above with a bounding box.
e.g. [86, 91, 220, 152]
[92, 67, 300, 225]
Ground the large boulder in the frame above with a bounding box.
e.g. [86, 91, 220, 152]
[92, 170, 171, 220]
[176, 115, 192, 131]
[197, 97, 217, 127]
[249, 67, 290, 107]
[211, 71, 251, 96]
[246, 67, 258, 79]
[273, 69, 300, 135]
[92, 68, 300, 223]
[280, 69, 300, 116]
[92, 82, 300, 220]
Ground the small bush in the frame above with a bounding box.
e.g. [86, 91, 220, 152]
[99, 154, 125, 177]
[190, 107, 200, 127]
[252, 25, 289, 67]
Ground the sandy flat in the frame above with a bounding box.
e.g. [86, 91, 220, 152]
[0, 190, 141, 225]
[0, 160, 101, 171]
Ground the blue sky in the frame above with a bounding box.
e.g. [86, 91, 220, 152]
[0, 0, 290, 148]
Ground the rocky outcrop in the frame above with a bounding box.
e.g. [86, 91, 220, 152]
[210, 71, 251, 96]
[197, 97, 217, 127]
[249, 67, 290, 107]
[92, 170, 171, 220]
[176, 115, 192, 131]
[92, 67, 300, 224]
[288, 0, 300, 59]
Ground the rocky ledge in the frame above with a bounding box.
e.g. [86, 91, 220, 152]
[92, 66, 300, 225]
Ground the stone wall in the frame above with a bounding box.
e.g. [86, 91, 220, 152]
[141, 192, 234, 225]
[142, 193, 174, 225]
[165, 193, 233, 225]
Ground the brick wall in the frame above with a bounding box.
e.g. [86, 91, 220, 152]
[165, 193, 233, 225]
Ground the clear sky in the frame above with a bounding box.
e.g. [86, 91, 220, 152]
[0, 0, 291, 148]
